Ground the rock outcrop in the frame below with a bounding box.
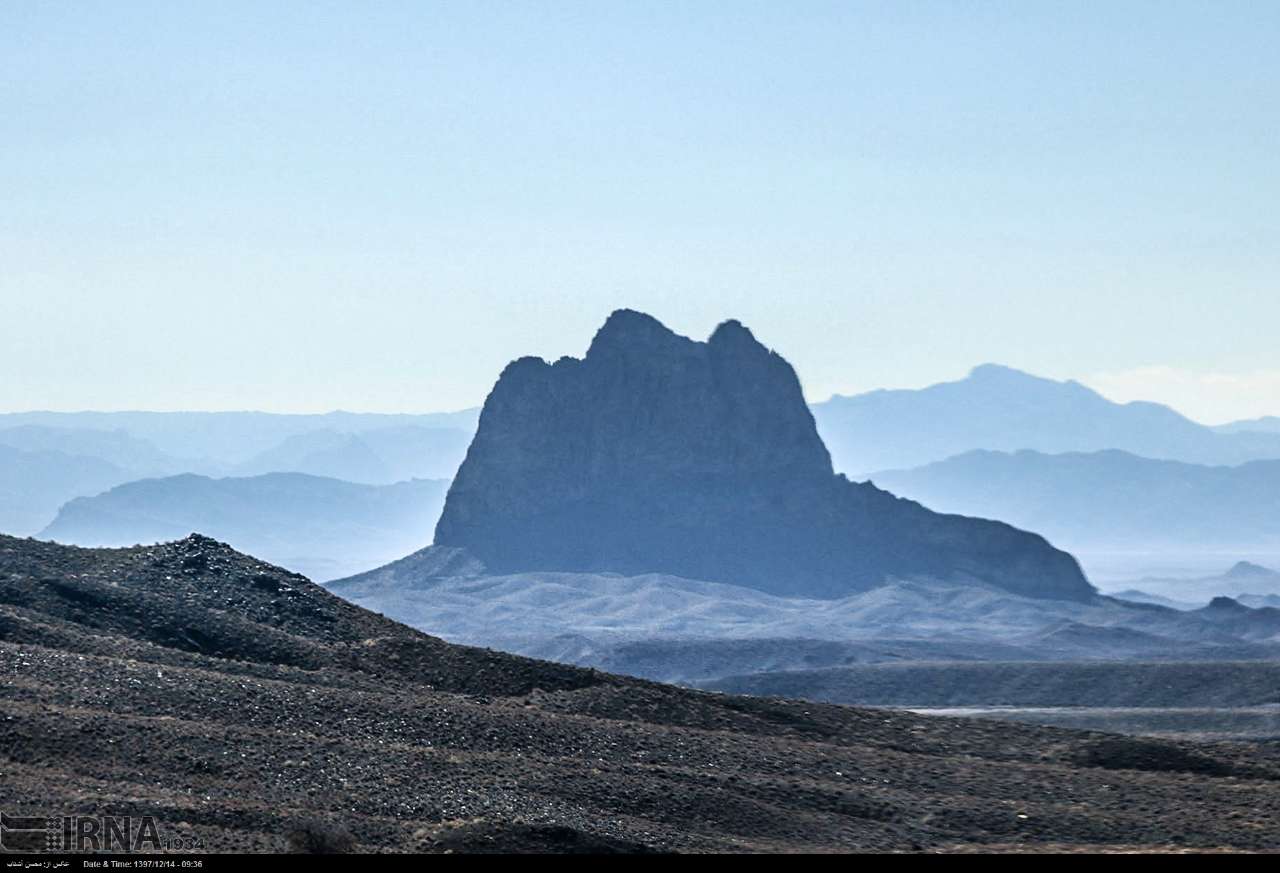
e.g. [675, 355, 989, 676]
[434, 310, 1094, 601]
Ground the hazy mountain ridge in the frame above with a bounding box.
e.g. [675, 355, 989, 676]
[0, 409, 479, 464]
[0, 444, 133, 536]
[233, 425, 472, 484]
[41, 473, 447, 581]
[10, 366, 1280, 589]
[812, 364, 1280, 475]
[870, 449, 1280, 574]
[1216, 416, 1280, 435]
[0, 424, 203, 478]
[1112, 562, 1280, 606]
[0, 414, 474, 542]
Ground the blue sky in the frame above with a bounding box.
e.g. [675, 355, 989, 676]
[3, 2, 1277, 422]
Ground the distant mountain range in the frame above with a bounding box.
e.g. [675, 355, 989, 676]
[0, 409, 479, 465]
[1215, 416, 1280, 435]
[1110, 561, 1280, 606]
[232, 425, 472, 484]
[0, 425, 201, 478]
[870, 449, 1280, 564]
[811, 364, 1280, 475]
[0, 413, 476, 535]
[0, 444, 133, 536]
[41, 473, 447, 581]
[8, 364, 1280, 589]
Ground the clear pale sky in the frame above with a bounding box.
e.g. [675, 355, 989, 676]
[3, 2, 1277, 424]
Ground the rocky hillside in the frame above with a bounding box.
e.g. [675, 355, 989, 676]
[433, 310, 1092, 601]
[4, 534, 1280, 852]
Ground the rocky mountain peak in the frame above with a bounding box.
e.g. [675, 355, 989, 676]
[434, 311, 1093, 601]
[707, 317, 755, 345]
[586, 308, 686, 357]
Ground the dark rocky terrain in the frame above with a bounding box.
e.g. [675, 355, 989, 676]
[433, 310, 1091, 601]
[5, 533, 1280, 853]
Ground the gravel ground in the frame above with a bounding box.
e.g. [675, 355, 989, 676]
[2, 533, 1278, 853]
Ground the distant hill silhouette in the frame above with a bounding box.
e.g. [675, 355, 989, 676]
[811, 364, 1280, 475]
[871, 449, 1280, 558]
[40, 473, 447, 581]
[0, 424, 199, 477]
[0, 414, 475, 533]
[0, 409, 479, 467]
[234, 425, 472, 484]
[0, 444, 132, 535]
[1113, 561, 1280, 604]
[430, 310, 1092, 601]
[1216, 416, 1280, 435]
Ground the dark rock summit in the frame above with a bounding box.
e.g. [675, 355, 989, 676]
[434, 310, 1094, 601]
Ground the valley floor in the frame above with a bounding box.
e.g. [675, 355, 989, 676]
[908, 706, 1280, 742]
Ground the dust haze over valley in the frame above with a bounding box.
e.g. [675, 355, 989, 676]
[7, 0, 1280, 857]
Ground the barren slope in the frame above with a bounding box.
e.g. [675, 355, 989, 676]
[2, 534, 1279, 853]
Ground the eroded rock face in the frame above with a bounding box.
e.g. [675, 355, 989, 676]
[434, 310, 1094, 601]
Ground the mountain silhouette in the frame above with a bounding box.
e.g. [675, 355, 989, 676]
[871, 449, 1280, 559]
[0, 444, 132, 535]
[432, 310, 1092, 601]
[1216, 416, 1280, 435]
[812, 365, 1280, 475]
[41, 473, 448, 581]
